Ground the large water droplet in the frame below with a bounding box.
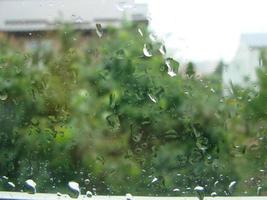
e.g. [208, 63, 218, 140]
[96, 24, 103, 38]
[143, 43, 153, 57]
[68, 181, 80, 198]
[0, 91, 8, 101]
[25, 179, 36, 194]
[228, 181, 237, 195]
[165, 58, 179, 77]
[194, 186, 204, 200]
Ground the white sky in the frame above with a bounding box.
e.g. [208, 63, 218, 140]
[136, 0, 267, 63]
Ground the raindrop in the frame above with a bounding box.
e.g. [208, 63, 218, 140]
[0, 91, 8, 101]
[210, 88, 215, 93]
[68, 181, 80, 197]
[86, 191, 93, 198]
[194, 186, 204, 200]
[211, 192, 217, 197]
[149, 33, 157, 42]
[151, 177, 158, 183]
[138, 28, 143, 37]
[84, 178, 90, 185]
[257, 186, 262, 196]
[7, 181, 15, 188]
[148, 94, 157, 103]
[165, 58, 179, 77]
[126, 193, 133, 200]
[159, 44, 166, 55]
[228, 181, 237, 195]
[25, 179, 36, 194]
[96, 24, 103, 38]
[143, 43, 153, 57]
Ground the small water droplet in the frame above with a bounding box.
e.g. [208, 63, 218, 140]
[149, 33, 157, 42]
[211, 192, 217, 197]
[194, 186, 204, 200]
[85, 178, 90, 185]
[25, 179, 36, 194]
[0, 91, 8, 101]
[7, 181, 15, 188]
[126, 193, 133, 200]
[173, 188, 180, 192]
[138, 28, 143, 37]
[96, 24, 103, 38]
[86, 191, 93, 198]
[151, 177, 158, 183]
[148, 94, 157, 103]
[257, 186, 262, 196]
[228, 181, 237, 195]
[165, 58, 179, 77]
[143, 43, 153, 57]
[159, 44, 166, 55]
[210, 88, 215, 93]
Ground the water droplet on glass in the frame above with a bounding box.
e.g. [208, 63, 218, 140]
[173, 188, 180, 192]
[86, 191, 93, 198]
[148, 94, 157, 103]
[25, 179, 36, 194]
[159, 44, 166, 55]
[210, 88, 215, 93]
[211, 192, 217, 197]
[228, 181, 237, 195]
[149, 33, 157, 42]
[143, 43, 153, 57]
[7, 181, 15, 188]
[96, 24, 103, 38]
[68, 181, 80, 197]
[0, 91, 8, 101]
[84, 178, 90, 185]
[194, 186, 204, 200]
[126, 193, 133, 200]
[257, 186, 262, 196]
[165, 58, 179, 77]
[151, 177, 158, 183]
[138, 28, 143, 37]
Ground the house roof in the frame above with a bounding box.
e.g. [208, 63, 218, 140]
[0, 0, 148, 32]
[241, 33, 267, 48]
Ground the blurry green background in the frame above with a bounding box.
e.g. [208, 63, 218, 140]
[0, 23, 266, 196]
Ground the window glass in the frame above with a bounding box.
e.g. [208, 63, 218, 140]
[0, 0, 267, 198]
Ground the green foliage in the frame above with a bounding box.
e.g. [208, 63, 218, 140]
[0, 26, 266, 196]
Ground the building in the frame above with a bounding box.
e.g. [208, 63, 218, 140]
[0, 0, 148, 32]
[223, 33, 267, 93]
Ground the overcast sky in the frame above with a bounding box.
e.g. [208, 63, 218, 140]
[136, 0, 267, 63]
